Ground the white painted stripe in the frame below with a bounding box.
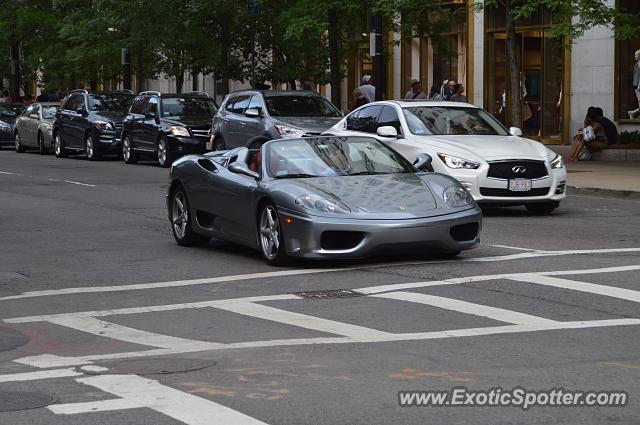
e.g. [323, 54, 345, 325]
[0, 368, 82, 383]
[50, 374, 270, 424]
[489, 244, 541, 252]
[510, 274, 640, 303]
[373, 291, 558, 325]
[209, 301, 393, 340]
[0, 171, 14, 175]
[64, 180, 95, 187]
[16, 319, 640, 369]
[544, 264, 640, 276]
[50, 398, 140, 414]
[1, 248, 639, 302]
[46, 316, 225, 351]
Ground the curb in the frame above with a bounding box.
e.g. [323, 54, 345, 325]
[568, 185, 640, 199]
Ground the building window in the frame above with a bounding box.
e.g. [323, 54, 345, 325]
[616, 0, 640, 122]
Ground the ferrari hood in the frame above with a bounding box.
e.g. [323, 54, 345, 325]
[297, 173, 438, 215]
[417, 135, 550, 161]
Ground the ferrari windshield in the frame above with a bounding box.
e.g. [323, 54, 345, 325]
[265, 137, 413, 178]
[265, 95, 341, 117]
[403, 106, 509, 136]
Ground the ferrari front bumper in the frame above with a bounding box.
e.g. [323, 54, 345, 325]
[277, 207, 482, 259]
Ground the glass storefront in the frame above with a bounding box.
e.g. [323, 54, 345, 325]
[615, 0, 640, 122]
[485, 6, 565, 143]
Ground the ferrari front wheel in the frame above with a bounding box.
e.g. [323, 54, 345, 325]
[259, 204, 288, 266]
[170, 186, 210, 247]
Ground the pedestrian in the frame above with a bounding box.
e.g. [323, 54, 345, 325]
[83, 82, 91, 91]
[0, 90, 12, 104]
[428, 83, 441, 100]
[444, 80, 457, 100]
[358, 75, 375, 102]
[568, 107, 617, 161]
[404, 79, 427, 100]
[36, 89, 49, 102]
[450, 84, 467, 103]
[351, 87, 368, 110]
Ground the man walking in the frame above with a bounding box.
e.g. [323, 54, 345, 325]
[404, 79, 427, 100]
[358, 75, 376, 102]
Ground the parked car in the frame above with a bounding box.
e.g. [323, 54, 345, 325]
[121, 91, 217, 168]
[209, 90, 343, 151]
[14, 102, 59, 154]
[0, 104, 27, 149]
[326, 101, 567, 214]
[167, 135, 481, 265]
[53, 90, 135, 160]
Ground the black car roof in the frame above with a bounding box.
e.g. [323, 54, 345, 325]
[228, 90, 323, 98]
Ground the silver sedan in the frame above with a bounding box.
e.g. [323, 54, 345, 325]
[14, 102, 59, 154]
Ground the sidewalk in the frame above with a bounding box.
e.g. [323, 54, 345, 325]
[549, 145, 640, 197]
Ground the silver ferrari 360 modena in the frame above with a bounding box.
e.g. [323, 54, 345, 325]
[167, 136, 482, 265]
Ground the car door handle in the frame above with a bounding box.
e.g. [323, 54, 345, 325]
[241, 122, 246, 127]
[223, 118, 229, 123]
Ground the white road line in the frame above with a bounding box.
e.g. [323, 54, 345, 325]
[373, 291, 558, 326]
[489, 244, 541, 252]
[209, 301, 393, 341]
[50, 374, 270, 425]
[47, 316, 225, 351]
[1, 248, 639, 302]
[0, 367, 83, 383]
[509, 274, 640, 303]
[64, 180, 95, 187]
[0, 171, 14, 175]
[16, 319, 640, 369]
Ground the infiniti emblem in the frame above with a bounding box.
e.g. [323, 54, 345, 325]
[512, 165, 527, 174]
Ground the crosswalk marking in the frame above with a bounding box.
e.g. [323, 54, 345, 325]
[373, 291, 559, 326]
[509, 274, 640, 303]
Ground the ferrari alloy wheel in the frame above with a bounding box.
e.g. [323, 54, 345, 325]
[85, 134, 101, 161]
[122, 135, 138, 164]
[170, 186, 210, 246]
[54, 133, 67, 158]
[38, 133, 47, 155]
[158, 137, 174, 168]
[259, 204, 288, 266]
[14, 132, 24, 153]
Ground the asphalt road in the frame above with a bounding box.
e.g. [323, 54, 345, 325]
[1, 148, 639, 425]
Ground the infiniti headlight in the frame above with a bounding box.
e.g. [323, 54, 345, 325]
[438, 153, 480, 169]
[275, 124, 304, 138]
[443, 185, 473, 208]
[550, 154, 564, 169]
[295, 194, 350, 213]
[170, 126, 190, 137]
[94, 121, 114, 130]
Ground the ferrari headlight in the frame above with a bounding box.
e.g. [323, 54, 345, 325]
[170, 126, 190, 137]
[550, 154, 564, 169]
[438, 153, 480, 169]
[94, 121, 114, 130]
[275, 124, 304, 138]
[443, 185, 472, 208]
[295, 194, 350, 213]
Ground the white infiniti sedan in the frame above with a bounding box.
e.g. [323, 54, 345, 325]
[325, 100, 567, 214]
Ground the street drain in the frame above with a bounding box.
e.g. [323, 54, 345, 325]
[0, 392, 56, 412]
[94, 358, 215, 376]
[293, 289, 364, 300]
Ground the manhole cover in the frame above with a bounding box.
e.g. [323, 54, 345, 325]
[0, 392, 56, 412]
[98, 358, 215, 376]
[293, 289, 364, 299]
[0, 326, 29, 353]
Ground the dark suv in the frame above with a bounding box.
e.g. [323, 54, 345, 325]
[210, 90, 342, 151]
[121, 91, 217, 167]
[53, 90, 134, 160]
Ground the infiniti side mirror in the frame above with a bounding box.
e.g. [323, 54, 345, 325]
[413, 153, 434, 172]
[509, 127, 523, 137]
[377, 125, 398, 138]
[229, 162, 260, 179]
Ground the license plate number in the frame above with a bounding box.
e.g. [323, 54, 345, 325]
[509, 179, 532, 192]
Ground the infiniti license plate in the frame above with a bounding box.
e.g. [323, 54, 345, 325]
[508, 179, 532, 192]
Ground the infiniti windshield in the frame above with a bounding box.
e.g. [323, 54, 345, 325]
[266, 137, 413, 178]
[265, 95, 341, 117]
[403, 106, 509, 136]
[161, 97, 217, 118]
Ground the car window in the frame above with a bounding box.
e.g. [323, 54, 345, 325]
[223, 96, 237, 112]
[351, 105, 382, 133]
[264, 95, 341, 117]
[88, 93, 133, 113]
[148, 97, 159, 116]
[31, 104, 41, 116]
[403, 106, 510, 136]
[377, 106, 401, 133]
[345, 110, 360, 131]
[65, 94, 83, 112]
[161, 97, 217, 118]
[130, 97, 147, 115]
[229, 95, 250, 114]
[42, 105, 57, 119]
[23, 104, 37, 116]
[247, 95, 265, 115]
